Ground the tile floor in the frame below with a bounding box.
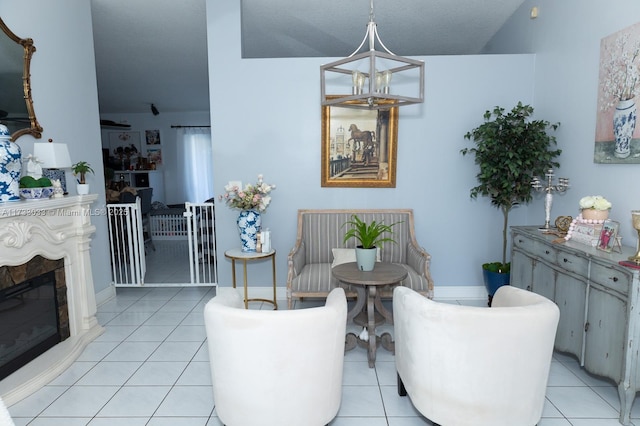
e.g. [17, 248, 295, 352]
[6, 241, 640, 425]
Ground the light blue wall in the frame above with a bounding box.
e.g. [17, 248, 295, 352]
[207, 0, 538, 288]
[486, 0, 640, 247]
[1, 1, 112, 296]
[4, 1, 586, 294]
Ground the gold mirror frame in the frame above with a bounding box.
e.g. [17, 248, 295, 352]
[0, 17, 42, 141]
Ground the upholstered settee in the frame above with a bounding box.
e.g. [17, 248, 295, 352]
[394, 285, 559, 426]
[286, 209, 434, 309]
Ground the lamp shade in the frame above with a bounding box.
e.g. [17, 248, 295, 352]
[33, 142, 72, 168]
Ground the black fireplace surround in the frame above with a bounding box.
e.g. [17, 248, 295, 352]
[0, 256, 69, 380]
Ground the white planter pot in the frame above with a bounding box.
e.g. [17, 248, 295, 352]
[355, 247, 377, 271]
[76, 183, 90, 195]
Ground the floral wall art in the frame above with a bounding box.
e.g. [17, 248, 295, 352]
[595, 22, 640, 163]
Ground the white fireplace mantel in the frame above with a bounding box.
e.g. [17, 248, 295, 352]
[0, 194, 104, 405]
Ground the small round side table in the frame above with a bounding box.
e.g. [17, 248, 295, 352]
[224, 248, 277, 309]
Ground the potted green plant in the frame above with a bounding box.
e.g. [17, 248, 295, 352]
[461, 102, 562, 303]
[342, 214, 400, 271]
[71, 161, 94, 195]
[18, 175, 53, 199]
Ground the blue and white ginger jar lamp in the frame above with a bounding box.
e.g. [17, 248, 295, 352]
[0, 124, 22, 202]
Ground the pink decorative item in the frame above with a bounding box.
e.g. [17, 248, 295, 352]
[581, 208, 609, 221]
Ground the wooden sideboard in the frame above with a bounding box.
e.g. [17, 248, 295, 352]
[510, 226, 640, 425]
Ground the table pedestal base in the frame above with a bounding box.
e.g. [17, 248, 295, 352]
[333, 262, 407, 367]
[345, 330, 394, 367]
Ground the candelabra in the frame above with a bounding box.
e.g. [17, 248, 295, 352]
[531, 169, 570, 230]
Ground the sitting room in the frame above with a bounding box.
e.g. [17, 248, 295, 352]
[2, 0, 640, 425]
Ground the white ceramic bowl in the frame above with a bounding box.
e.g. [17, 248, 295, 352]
[19, 187, 54, 200]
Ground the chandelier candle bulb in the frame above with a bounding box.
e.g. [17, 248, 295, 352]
[382, 70, 392, 94]
[352, 71, 365, 95]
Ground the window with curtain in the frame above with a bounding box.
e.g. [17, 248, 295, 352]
[177, 127, 213, 202]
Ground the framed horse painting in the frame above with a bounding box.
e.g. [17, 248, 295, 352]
[321, 98, 399, 187]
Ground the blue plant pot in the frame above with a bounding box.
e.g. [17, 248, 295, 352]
[482, 268, 510, 297]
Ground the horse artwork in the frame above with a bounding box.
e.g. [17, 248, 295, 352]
[321, 99, 399, 188]
[347, 124, 375, 153]
[348, 124, 377, 166]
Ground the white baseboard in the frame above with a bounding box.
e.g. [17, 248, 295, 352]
[95, 284, 117, 306]
[433, 285, 487, 300]
[98, 284, 488, 304]
[230, 285, 488, 302]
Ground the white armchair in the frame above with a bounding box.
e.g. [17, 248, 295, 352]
[204, 287, 347, 426]
[393, 285, 559, 426]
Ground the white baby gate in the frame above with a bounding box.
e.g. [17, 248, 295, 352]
[108, 199, 146, 286]
[107, 200, 217, 287]
[184, 202, 217, 286]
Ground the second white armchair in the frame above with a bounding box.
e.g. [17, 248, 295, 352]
[393, 285, 559, 426]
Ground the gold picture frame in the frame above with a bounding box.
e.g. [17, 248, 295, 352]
[321, 99, 398, 187]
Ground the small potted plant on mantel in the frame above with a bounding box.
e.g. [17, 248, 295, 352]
[72, 161, 94, 195]
[461, 102, 562, 305]
[342, 214, 400, 271]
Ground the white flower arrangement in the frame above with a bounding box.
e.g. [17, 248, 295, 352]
[579, 195, 612, 211]
[600, 33, 640, 111]
[220, 174, 275, 213]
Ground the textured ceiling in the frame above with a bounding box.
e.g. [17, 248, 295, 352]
[90, 0, 526, 115]
[241, 0, 526, 58]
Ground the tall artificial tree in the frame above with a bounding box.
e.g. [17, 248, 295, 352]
[461, 102, 562, 270]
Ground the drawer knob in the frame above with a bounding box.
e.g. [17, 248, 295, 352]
[610, 276, 619, 282]
[545, 250, 550, 254]
[563, 258, 570, 263]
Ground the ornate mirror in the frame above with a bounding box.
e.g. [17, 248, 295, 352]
[0, 17, 42, 141]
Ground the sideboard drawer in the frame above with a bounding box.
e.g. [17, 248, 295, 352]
[590, 260, 631, 295]
[532, 240, 557, 264]
[556, 250, 589, 278]
[513, 233, 536, 253]
[513, 233, 557, 263]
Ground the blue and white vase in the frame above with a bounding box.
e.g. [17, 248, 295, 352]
[614, 98, 637, 159]
[237, 210, 262, 252]
[0, 124, 21, 202]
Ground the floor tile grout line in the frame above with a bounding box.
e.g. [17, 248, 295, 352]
[22, 286, 639, 424]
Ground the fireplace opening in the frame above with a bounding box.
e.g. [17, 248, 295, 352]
[0, 257, 69, 380]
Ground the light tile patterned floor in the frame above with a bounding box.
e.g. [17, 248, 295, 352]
[6, 242, 640, 425]
[7, 285, 640, 425]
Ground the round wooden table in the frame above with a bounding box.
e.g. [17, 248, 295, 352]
[332, 262, 407, 367]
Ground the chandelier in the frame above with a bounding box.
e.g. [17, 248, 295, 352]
[320, 0, 424, 110]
